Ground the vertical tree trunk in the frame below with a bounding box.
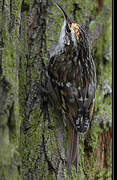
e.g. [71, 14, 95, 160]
[0, 0, 22, 179]
[0, 0, 112, 180]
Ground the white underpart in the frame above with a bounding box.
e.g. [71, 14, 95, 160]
[58, 20, 66, 46]
[52, 20, 77, 57]
[52, 20, 66, 56]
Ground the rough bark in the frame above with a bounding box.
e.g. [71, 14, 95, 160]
[0, 0, 112, 180]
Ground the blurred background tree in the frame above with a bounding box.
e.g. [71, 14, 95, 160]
[0, 0, 112, 179]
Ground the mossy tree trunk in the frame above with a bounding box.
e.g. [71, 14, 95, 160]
[0, 0, 112, 180]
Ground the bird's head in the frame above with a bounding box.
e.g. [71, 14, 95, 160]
[56, 3, 80, 48]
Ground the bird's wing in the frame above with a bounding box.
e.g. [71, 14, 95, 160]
[48, 55, 96, 132]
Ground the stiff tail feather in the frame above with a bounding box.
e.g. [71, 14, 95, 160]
[66, 119, 79, 176]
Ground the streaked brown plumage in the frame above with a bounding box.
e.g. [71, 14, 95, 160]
[48, 3, 96, 175]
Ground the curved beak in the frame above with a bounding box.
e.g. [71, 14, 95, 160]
[56, 3, 71, 23]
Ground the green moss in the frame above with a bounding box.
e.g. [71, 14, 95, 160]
[0, 1, 23, 179]
[95, 168, 112, 180]
[20, 104, 59, 179]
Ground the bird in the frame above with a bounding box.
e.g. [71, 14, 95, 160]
[48, 3, 96, 175]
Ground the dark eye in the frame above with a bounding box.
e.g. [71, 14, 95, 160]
[66, 25, 71, 33]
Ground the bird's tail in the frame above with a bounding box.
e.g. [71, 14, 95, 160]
[66, 119, 79, 176]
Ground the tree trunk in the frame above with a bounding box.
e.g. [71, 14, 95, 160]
[0, 0, 112, 180]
